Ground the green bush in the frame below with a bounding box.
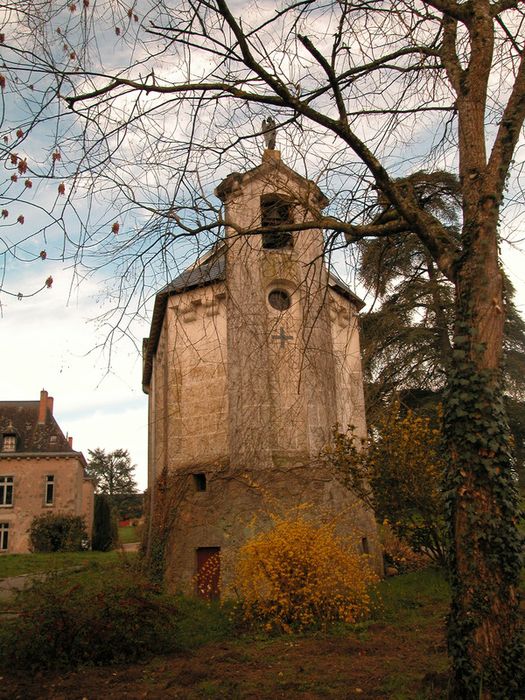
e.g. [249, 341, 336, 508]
[29, 513, 87, 552]
[0, 565, 180, 669]
[92, 494, 115, 551]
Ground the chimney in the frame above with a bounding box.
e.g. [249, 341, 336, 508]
[68, 436, 73, 449]
[47, 396, 54, 416]
[38, 389, 48, 424]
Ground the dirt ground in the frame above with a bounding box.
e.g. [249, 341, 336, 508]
[0, 616, 448, 700]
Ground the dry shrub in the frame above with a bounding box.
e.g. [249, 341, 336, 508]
[233, 516, 377, 632]
[381, 522, 430, 574]
[0, 564, 179, 670]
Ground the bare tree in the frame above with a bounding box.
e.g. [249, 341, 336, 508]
[2, 1, 525, 696]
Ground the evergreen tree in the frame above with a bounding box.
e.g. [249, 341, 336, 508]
[92, 494, 114, 552]
[86, 448, 138, 505]
[358, 173, 525, 480]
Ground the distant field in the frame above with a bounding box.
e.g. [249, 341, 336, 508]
[118, 524, 142, 544]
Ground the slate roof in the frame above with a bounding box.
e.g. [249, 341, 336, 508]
[156, 250, 226, 297]
[0, 400, 85, 466]
[328, 270, 365, 311]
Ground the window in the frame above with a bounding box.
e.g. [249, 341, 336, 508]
[268, 289, 291, 311]
[45, 475, 55, 506]
[0, 476, 13, 507]
[361, 537, 370, 555]
[261, 195, 293, 249]
[2, 435, 16, 452]
[193, 473, 207, 492]
[0, 523, 8, 551]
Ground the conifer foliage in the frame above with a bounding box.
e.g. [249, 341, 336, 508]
[92, 493, 115, 552]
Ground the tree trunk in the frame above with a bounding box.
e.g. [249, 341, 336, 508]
[444, 207, 523, 698]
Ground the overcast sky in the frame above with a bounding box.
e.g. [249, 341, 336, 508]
[0, 262, 150, 491]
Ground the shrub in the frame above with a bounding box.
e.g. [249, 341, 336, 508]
[325, 402, 446, 565]
[29, 513, 87, 552]
[233, 516, 377, 632]
[92, 494, 114, 551]
[0, 564, 179, 670]
[380, 523, 430, 574]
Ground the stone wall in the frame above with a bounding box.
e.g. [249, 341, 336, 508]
[162, 462, 382, 595]
[330, 289, 367, 436]
[166, 284, 228, 470]
[224, 164, 337, 469]
[0, 456, 94, 552]
[145, 153, 382, 591]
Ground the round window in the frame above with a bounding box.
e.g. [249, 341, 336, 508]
[268, 289, 291, 311]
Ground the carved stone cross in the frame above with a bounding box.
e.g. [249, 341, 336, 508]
[272, 326, 293, 348]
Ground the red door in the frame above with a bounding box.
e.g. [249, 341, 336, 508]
[196, 547, 221, 599]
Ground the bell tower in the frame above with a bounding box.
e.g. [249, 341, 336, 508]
[143, 148, 381, 593]
[216, 149, 338, 472]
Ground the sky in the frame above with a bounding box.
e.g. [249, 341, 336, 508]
[0, 264, 150, 491]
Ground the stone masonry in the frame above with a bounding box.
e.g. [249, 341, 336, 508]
[142, 150, 382, 594]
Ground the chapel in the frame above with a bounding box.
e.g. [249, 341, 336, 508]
[142, 147, 381, 595]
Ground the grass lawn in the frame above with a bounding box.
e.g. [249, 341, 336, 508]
[1, 567, 453, 699]
[0, 550, 124, 579]
[118, 524, 141, 544]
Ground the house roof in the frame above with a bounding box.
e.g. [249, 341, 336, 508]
[328, 270, 366, 311]
[0, 400, 87, 467]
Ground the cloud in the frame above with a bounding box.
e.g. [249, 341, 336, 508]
[0, 263, 149, 490]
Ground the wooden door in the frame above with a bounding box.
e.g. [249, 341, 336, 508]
[196, 547, 220, 599]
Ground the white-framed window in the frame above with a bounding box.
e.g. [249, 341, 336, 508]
[45, 475, 55, 506]
[0, 476, 13, 506]
[2, 435, 16, 452]
[0, 522, 9, 551]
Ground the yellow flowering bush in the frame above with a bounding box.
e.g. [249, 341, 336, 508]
[233, 516, 377, 632]
[325, 402, 446, 565]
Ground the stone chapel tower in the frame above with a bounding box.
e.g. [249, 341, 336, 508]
[142, 149, 381, 594]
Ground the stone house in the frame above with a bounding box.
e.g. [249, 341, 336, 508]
[0, 390, 94, 553]
[142, 149, 381, 595]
